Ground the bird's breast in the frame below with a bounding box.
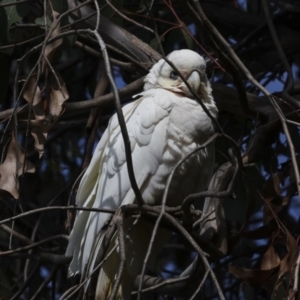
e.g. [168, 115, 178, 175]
[141, 99, 215, 207]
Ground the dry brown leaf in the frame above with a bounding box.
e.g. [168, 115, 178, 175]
[264, 174, 281, 199]
[263, 174, 284, 223]
[48, 72, 69, 117]
[228, 265, 279, 287]
[23, 76, 43, 109]
[31, 127, 47, 157]
[23, 78, 45, 119]
[268, 225, 297, 298]
[23, 76, 47, 157]
[278, 225, 297, 278]
[0, 134, 35, 199]
[261, 245, 281, 271]
[263, 196, 284, 225]
[44, 11, 63, 65]
[228, 221, 297, 294]
[23, 72, 69, 157]
[228, 244, 281, 287]
[43, 9, 67, 116]
[25, 71, 69, 157]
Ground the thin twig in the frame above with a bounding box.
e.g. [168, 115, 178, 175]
[30, 266, 59, 300]
[192, 0, 300, 202]
[137, 206, 164, 300]
[182, 161, 239, 210]
[293, 251, 300, 292]
[105, 43, 151, 72]
[163, 133, 220, 206]
[108, 213, 126, 300]
[0, 224, 32, 245]
[262, 0, 294, 93]
[106, 0, 154, 34]
[10, 261, 41, 300]
[75, 41, 136, 70]
[92, 0, 100, 32]
[58, 285, 78, 300]
[62, 234, 121, 300]
[0, 234, 68, 256]
[132, 275, 190, 295]
[0, 77, 144, 120]
[9, 200, 17, 249]
[0, 205, 115, 226]
[189, 269, 209, 300]
[138, 133, 221, 299]
[1, 0, 96, 141]
[92, 29, 144, 206]
[123, 204, 226, 300]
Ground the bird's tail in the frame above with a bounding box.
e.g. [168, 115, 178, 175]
[84, 218, 170, 300]
[94, 234, 133, 300]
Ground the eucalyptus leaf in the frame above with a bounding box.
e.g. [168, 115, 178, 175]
[180, 28, 193, 49]
[150, 35, 164, 51]
[35, 15, 52, 29]
[2, 0, 29, 28]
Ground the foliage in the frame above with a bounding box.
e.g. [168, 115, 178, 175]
[0, 0, 299, 299]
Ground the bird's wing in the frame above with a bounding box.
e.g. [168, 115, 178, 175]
[66, 89, 174, 275]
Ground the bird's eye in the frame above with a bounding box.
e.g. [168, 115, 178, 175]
[170, 71, 179, 80]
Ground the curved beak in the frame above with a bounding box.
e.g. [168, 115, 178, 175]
[186, 70, 201, 90]
[175, 70, 201, 95]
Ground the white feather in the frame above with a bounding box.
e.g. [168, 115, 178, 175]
[66, 49, 218, 299]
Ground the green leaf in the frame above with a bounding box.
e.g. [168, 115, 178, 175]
[35, 15, 52, 29]
[2, 0, 30, 28]
[0, 0, 30, 46]
[180, 27, 193, 49]
[35, 0, 69, 29]
[150, 35, 164, 51]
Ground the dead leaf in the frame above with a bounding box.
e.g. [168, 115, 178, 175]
[278, 225, 297, 278]
[0, 133, 35, 199]
[23, 76, 45, 119]
[23, 76, 47, 157]
[263, 197, 284, 225]
[43, 10, 63, 67]
[23, 76, 43, 109]
[48, 72, 69, 117]
[228, 243, 281, 287]
[263, 174, 284, 224]
[268, 225, 297, 298]
[264, 174, 281, 199]
[271, 274, 290, 300]
[42, 9, 67, 116]
[228, 220, 297, 295]
[31, 128, 47, 157]
[228, 265, 279, 287]
[261, 245, 281, 271]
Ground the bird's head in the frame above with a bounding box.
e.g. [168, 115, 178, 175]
[144, 49, 212, 102]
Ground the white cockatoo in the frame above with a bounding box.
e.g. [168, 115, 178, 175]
[66, 49, 218, 299]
